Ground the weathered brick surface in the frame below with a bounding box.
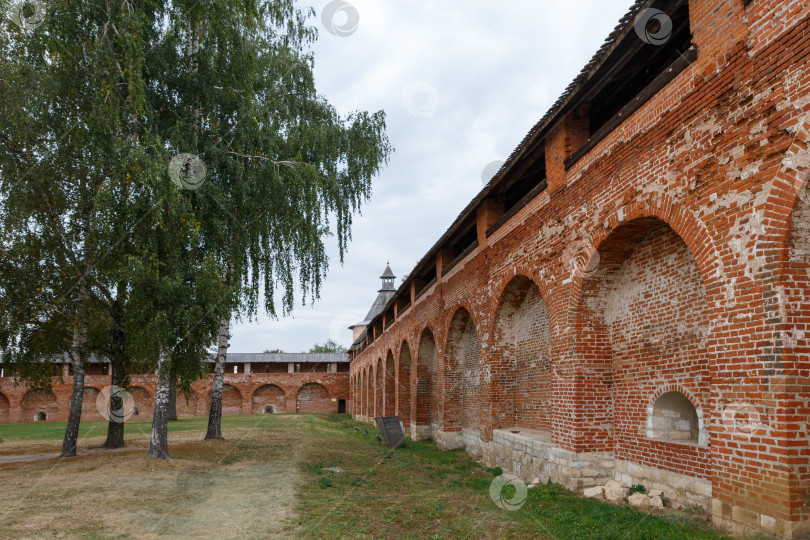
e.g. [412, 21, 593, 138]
[350, 2, 810, 537]
[0, 372, 349, 421]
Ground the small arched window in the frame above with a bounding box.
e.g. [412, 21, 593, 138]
[646, 391, 705, 445]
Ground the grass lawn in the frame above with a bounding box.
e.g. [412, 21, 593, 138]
[0, 414, 755, 539]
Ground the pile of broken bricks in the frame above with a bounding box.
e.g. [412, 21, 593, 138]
[582, 481, 665, 509]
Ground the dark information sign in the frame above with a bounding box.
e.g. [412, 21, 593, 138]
[374, 416, 405, 447]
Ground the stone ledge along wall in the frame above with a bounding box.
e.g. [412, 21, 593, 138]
[350, 1, 810, 538]
[0, 372, 349, 422]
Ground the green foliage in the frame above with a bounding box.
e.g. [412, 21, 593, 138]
[263, 349, 284, 354]
[318, 477, 332, 489]
[629, 484, 647, 494]
[308, 339, 347, 353]
[0, 0, 390, 407]
[487, 466, 503, 477]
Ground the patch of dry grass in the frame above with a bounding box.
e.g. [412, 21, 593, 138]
[0, 415, 305, 539]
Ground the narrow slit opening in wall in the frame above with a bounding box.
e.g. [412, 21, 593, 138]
[442, 222, 479, 276]
[565, 0, 694, 168]
[589, 3, 692, 134]
[486, 155, 547, 237]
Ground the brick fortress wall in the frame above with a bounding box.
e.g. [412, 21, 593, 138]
[350, 1, 810, 537]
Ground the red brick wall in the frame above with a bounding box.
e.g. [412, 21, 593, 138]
[0, 392, 9, 423]
[218, 384, 242, 416]
[0, 371, 349, 422]
[81, 387, 104, 421]
[130, 386, 154, 419]
[21, 390, 58, 422]
[296, 383, 332, 413]
[375, 359, 383, 416]
[397, 342, 412, 425]
[444, 309, 481, 433]
[492, 276, 552, 432]
[252, 384, 285, 413]
[384, 353, 396, 416]
[416, 329, 438, 427]
[350, 2, 810, 533]
[575, 222, 711, 478]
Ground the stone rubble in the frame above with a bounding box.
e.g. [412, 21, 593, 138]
[584, 481, 667, 511]
[603, 480, 628, 502]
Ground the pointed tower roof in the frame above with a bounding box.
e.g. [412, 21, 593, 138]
[380, 262, 395, 280]
[351, 263, 397, 327]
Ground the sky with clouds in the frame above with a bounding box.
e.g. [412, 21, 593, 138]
[228, 0, 634, 353]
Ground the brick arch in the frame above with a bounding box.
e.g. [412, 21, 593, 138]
[207, 384, 242, 416]
[384, 351, 395, 416]
[443, 301, 481, 339]
[0, 391, 9, 423]
[647, 383, 705, 411]
[176, 388, 199, 417]
[566, 215, 712, 481]
[646, 385, 707, 447]
[397, 340, 412, 426]
[252, 384, 285, 414]
[487, 266, 555, 334]
[362, 368, 369, 418]
[566, 195, 725, 318]
[349, 375, 354, 416]
[415, 326, 438, 440]
[375, 357, 384, 417]
[356, 372, 361, 418]
[296, 382, 331, 413]
[490, 274, 552, 432]
[444, 307, 481, 451]
[357, 369, 362, 418]
[21, 389, 58, 422]
[770, 110, 810, 256]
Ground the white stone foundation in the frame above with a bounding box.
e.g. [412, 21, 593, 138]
[410, 424, 433, 441]
[614, 459, 710, 510]
[712, 499, 806, 539]
[434, 429, 463, 449]
[483, 428, 614, 491]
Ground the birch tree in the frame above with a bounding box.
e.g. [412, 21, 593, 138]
[151, 0, 392, 440]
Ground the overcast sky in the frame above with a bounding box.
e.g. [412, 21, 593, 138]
[228, 0, 634, 353]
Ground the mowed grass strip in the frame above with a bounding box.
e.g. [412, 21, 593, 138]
[297, 415, 748, 540]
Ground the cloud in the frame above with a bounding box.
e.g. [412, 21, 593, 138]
[229, 0, 634, 352]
